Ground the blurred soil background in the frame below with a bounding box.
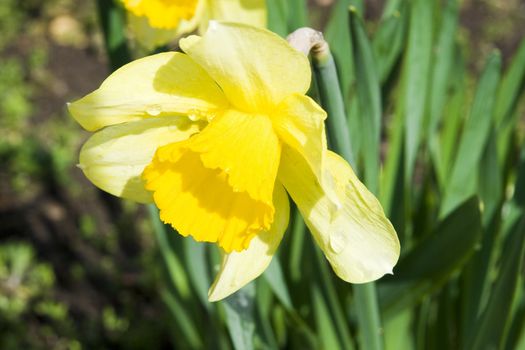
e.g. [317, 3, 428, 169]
[0, 0, 523, 348]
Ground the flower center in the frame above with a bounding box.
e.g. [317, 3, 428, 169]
[142, 110, 281, 252]
[122, 0, 199, 29]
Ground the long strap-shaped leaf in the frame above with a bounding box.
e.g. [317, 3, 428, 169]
[378, 197, 482, 319]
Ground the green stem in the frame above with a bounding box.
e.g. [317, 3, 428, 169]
[96, 0, 131, 71]
[313, 51, 356, 169]
[311, 37, 384, 350]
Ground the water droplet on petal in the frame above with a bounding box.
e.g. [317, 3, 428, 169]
[146, 105, 162, 116]
[188, 114, 199, 121]
[329, 229, 347, 254]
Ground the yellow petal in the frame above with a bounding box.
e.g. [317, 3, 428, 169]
[68, 52, 228, 131]
[127, 14, 180, 50]
[208, 183, 289, 301]
[273, 93, 327, 183]
[126, 1, 206, 50]
[143, 139, 275, 252]
[206, 0, 266, 29]
[180, 22, 310, 112]
[122, 0, 199, 29]
[278, 146, 400, 283]
[79, 116, 203, 203]
[188, 109, 280, 205]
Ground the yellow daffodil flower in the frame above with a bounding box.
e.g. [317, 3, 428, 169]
[68, 22, 400, 301]
[122, 0, 266, 50]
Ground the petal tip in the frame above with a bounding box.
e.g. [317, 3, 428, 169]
[207, 285, 232, 302]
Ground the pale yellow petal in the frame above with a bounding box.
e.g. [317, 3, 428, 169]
[143, 140, 274, 252]
[79, 116, 203, 203]
[127, 14, 180, 50]
[278, 146, 400, 283]
[188, 109, 280, 205]
[180, 22, 310, 112]
[272, 93, 327, 183]
[206, 0, 266, 29]
[68, 52, 228, 131]
[208, 183, 289, 301]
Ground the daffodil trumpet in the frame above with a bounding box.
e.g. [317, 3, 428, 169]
[121, 0, 266, 50]
[68, 22, 400, 301]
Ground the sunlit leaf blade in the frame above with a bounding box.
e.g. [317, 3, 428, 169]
[372, 3, 407, 83]
[223, 285, 256, 350]
[183, 238, 212, 309]
[384, 310, 414, 350]
[495, 36, 525, 164]
[427, 0, 458, 144]
[266, 0, 288, 37]
[494, 36, 525, 126]
[379, 197, 482, 319]
[349, 8, 381, 193]
[312, 284, 343, 350]
[314, 52, 355, 167]
[434, 50, 467, 188]
[262, 257, 293, 309]
[380, 105, 405, 238]
[381, 0, 403, 18]
[286, 0, 308, 30]
[324, 0, 361, 159]
[312, 247, 355, 350]
[403, 0, 433, 183]
[288, 207, 306, 282]
[254, 279, 281, 349]
[325, 0, 354, 100]
[440, 52, 501, 217]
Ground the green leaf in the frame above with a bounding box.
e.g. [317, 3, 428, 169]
[147, 205, 191, 299]
[427, 0, 459, 142]
[349, 8, 381, 193]
[314, 50, 356, 167]
[478, 131, 503, 224]
[466, 215, 525, 350]
[440, 52, 502, 217]
[288, 207, 306, 282]
[403, 0, 433, 183]
[262, 257, 293, 309]
[161, 289, 203, 349]
[324, 0, 361, 159]
[96, 0, 131, 71]
[312, 247, 355, 350]
[183, 238, 212, 309]
[433, 50, 467, 188]
[495, 36, 525, 164]
[372, 3, 407, 83]
[325, 0, 355, 101]
[494, 36, 525, 126]
[223, 284, 256, 350]
[312, 284, 343, 350]
[286, 0, 308, 30]
[379, 197, 482, 319]
[266, 0, 288, 37]
[384, 309, 415, 350]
